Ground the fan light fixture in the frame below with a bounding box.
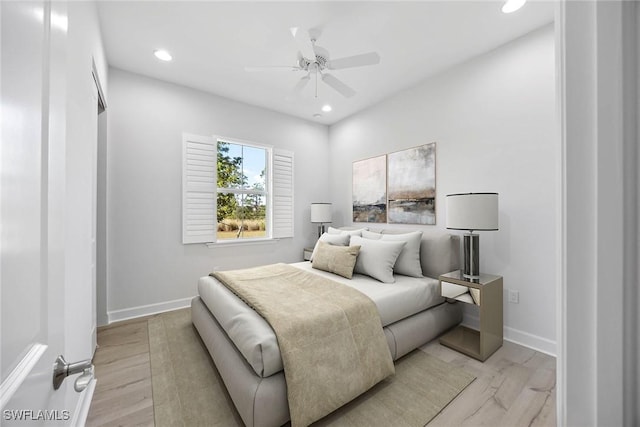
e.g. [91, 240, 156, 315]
[321, 105, 332, 112]
[154, 49, 173, 62]
[502, 0, 526, 13]
[244, 27, 380, 99]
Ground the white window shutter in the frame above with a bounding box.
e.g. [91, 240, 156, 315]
[272, 149, 294, 238]
[182, 133, 217, 244]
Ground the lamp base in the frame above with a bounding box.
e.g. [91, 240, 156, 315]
[317, 224, 326, 238]
[462, 233, 480, 281]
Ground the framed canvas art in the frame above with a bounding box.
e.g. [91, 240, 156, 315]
[352, 155, 387, 223]
[387, 143, 436, 225]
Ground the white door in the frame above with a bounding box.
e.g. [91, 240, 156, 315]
[1, 1, 95, 424]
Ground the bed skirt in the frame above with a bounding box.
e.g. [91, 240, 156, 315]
[191, 296, 462, 427]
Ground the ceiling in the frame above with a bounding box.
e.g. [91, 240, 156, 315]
[97, 1, 554, 125]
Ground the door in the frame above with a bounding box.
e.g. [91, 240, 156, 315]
[1, 1, 94, 424]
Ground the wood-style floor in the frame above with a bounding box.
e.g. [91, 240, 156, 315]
[86, 315, 556, 426]
[422, 340, 556, 426]
[87, 316, 155, 427]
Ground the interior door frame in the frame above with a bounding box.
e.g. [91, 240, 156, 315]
[555, 1, 639, 425]
[91, 59, 107, 350]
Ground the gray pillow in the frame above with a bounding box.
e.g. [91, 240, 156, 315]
[310, 232, 350, 261]
[364, 231, 423, 277]
[312, 241, 360, 279]
[350, 236, 405, 283]
[361, 229, 382, 240]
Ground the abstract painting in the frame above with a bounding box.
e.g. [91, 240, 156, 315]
[387, 143, 436, 225]
[352, 155, 387, 223]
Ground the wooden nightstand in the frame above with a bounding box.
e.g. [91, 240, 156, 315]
[439, 270, 503, 361]
[303, 247, 314, 261]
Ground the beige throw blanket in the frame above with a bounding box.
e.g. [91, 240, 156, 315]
[211, 263, 394, 427]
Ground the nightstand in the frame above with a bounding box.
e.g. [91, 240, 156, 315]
[439, 270, 503, 361]
[303, 247, 314, 261]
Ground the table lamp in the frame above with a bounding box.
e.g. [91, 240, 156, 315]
[446, 193, 499, 280]
[310, 203, 332, 238]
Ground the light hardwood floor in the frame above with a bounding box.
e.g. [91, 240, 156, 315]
[87, 316, 155, 427]
[87, 316, 556, 426]
[421, 340, 556, 426]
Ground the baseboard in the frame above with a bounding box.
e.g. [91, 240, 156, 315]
[70, 378, 96, 427]
[107, 297, 193, 324]
[462, 312, 557, 357]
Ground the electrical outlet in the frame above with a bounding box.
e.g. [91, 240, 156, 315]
[508, 289, 519, 304]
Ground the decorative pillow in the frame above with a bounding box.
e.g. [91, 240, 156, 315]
[375, 231, 424, 277]
[310, 232, 350, 261]
[312, 241, 360, 279]
[350, 236, 405, 283]
[327, 226, 368, 237]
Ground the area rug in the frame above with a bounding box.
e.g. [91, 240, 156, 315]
[149, 308, 475, 427]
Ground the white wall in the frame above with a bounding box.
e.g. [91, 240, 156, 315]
[105, 68, 329, 320]
[328, 25, 557, 354]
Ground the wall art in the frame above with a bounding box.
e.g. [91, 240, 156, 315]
[387, 143, 436, 225]
[352, 155, 387, 223]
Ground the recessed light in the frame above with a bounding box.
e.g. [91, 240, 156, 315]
[313, 113, 322, 118]
[502, 0, 526, 13]
[154, 49, 173, 62]
[321, 105, 332, 113]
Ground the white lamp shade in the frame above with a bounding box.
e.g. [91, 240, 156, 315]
[446, 193, 499, 231]
[310, 203, 332, 223]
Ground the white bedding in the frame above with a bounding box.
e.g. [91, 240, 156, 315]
[197, 262, 444, 378]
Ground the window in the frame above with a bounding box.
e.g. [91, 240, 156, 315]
[216, 141, 267, 240]
[182, 133, 293, 244]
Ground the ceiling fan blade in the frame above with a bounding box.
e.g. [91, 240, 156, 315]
[293, 75, 310, 93]
[289, 27, 316, 61]
[326, 52, 380, 70]
[321, 73, 356, 98]
[244, 65, 300, 72]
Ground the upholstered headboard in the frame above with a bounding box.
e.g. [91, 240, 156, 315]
[340, 227, 460, 279]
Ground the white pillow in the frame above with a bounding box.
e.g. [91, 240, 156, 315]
[327, 226, 367, 237]
[377, 231, 424, 277]
[350, 236, 405, 283]
[310, 232, 350, 261]
[362, 230, 423, 277]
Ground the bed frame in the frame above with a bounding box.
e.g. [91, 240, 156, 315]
[191, 229, 462, 427]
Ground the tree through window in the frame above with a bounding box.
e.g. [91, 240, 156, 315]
[216, 140, 268, 240]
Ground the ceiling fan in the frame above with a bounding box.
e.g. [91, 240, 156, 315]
[245, 27, 381, 98]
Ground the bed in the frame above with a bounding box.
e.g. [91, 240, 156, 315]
[191, 228, 462, 427]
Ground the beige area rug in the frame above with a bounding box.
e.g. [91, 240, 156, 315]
[149, 308, 475, 427]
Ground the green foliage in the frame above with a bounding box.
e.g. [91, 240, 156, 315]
[216, 142, 267, 227]
[216, 142, 243, 223]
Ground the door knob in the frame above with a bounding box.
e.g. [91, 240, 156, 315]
[52, 355, 94, 391]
